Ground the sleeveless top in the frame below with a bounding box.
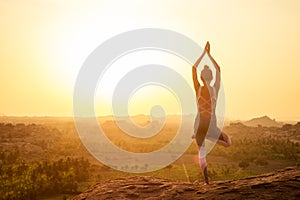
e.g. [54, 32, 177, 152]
[197, 86, 217, 119]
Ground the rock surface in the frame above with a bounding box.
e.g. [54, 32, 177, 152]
[73, 167, 300, 200]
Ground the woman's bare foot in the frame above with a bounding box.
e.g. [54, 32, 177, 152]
[203, 167, 210, 184]
[221, 132, 232, 147]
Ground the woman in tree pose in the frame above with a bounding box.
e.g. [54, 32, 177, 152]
[192, 42, 231, 184]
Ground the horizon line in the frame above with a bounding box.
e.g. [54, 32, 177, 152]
[0, 114, 299, 122]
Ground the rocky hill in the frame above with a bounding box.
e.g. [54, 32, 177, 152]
[244, 115, 284, 127]
[73, 167, 300, 200]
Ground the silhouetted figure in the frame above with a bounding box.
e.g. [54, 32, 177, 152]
[192, 42, 231, 184]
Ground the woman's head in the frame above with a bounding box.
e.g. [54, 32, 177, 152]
[201, 65, 213, 84]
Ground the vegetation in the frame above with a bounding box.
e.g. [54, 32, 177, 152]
[210, 137, 299, 164]
[0, 118, 299, 199]
[0, 149, 89, 200]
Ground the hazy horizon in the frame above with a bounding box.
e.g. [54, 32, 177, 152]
[0, 114, 299, 122]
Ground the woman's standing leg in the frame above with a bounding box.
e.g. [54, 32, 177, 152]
[198, 142, 209, 184]
[195, 118, 210, 184]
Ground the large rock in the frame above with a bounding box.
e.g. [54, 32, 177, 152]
[73, 167, 300, 200]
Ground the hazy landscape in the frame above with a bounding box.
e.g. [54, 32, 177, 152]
[0, 115, 299, 199]
[1, 0, 300, 199]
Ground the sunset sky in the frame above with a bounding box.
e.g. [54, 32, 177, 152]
[1, 0, 299, 121]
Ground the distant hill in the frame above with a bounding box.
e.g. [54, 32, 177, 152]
[73, 167, 300, 200]
[243, 115, 284, 127]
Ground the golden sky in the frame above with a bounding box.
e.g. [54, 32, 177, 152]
[1, 0, 299, 121]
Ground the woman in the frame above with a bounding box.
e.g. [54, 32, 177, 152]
[192, 42, 231, 184]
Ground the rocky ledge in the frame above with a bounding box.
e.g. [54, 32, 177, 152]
[73, 167, 300, 200]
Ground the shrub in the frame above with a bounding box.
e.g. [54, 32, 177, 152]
[239, 161, 249, 169]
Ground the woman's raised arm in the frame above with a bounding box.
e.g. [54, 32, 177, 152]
[192, 50, 206, 93]
[207, 51, 221, 92]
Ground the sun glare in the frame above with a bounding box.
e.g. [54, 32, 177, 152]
[94, 49, 193, 116]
